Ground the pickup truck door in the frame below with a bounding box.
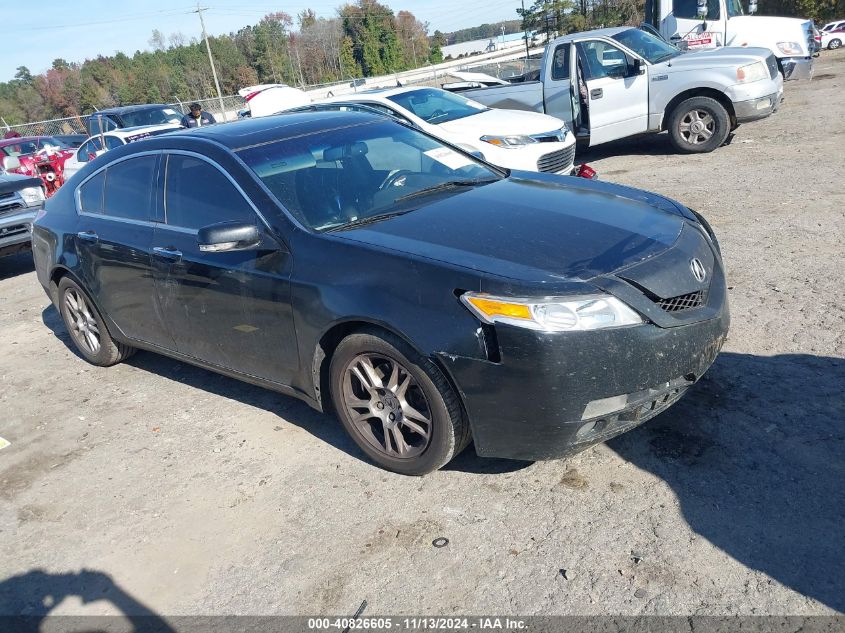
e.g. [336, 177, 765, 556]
[542, 42, 579, 130]
[576, 40, 649, 146]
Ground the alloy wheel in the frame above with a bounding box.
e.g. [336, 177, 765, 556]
[64, 288, 101, 355]
[341, 353, 433, 459]
[678, 109, 716, 145]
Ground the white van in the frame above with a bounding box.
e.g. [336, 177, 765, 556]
[643, 0, 815, 79]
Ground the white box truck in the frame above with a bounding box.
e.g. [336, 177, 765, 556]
[643, 0, 816, 79]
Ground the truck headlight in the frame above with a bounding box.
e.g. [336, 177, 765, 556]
[776, 41, 803, 55]
[461, 292, 643, 332]
[736, 61, 768, 83]
[19, 186, 46, 206]
[480, 134, 538, 148]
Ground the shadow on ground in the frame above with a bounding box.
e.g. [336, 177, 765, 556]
[0, 569, 175, 630]
[40, 305, 523, 475]
[0, 251, 35, 280]
[609, 351, 845, 612]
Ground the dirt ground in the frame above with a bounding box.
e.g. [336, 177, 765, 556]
[1, 50, 843, 620]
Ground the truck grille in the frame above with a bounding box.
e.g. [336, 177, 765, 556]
[537, 145, 575, 173]
[657, 290, 704, 313]
[0, 201, 25, 217]
[766, 54, 779, 80]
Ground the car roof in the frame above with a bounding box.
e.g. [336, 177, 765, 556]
[0, 135, 56, 146]
[175, 110, 387, 150]
[93, 104, 175, 115]
[103, 124, 181, 137]
[554, 26, 631, 42]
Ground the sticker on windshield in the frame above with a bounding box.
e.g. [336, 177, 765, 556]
[424, 147, 474, 170]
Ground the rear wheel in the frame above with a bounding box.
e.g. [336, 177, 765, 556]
[57, 276, 135, 366]
[668, 96, 731, 154]
[829, 38, 842, 50]
[329, 330, 470, 475]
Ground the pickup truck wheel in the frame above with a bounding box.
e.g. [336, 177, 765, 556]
[668, 97, 730, 154]
[329, 330, 471, 475]
[57, 276, 135, 366]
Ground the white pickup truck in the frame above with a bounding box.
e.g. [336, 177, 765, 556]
[449, 26, 783, 153]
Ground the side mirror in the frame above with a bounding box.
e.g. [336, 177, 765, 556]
[2, 155, 21, 171]
[748, 0, 757, 13]
[628, 58, 645, 76]
[198, 221, 261, 253]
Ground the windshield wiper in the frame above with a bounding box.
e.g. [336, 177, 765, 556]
[393, 178, 498, 203]
[324, 209, 415, 232]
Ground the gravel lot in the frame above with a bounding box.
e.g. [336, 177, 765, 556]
[1, 50, 843, 620]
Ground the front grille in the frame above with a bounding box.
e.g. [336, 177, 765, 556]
[0, 191, 15, 201]
[657, 290, 704, 312]
[537, 145, 575, 173]
[0, 223, 30, 238]
[0, 201, 25, 217]
[766, 54, 779, 79]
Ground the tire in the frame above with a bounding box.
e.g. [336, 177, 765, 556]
[329, 329, 470, 475]
[829, 39, 842, 50]
[667, 96, 731, 154]
[57, 276, 135, 366]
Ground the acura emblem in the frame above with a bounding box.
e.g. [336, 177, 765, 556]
[690, 258, 707, 283]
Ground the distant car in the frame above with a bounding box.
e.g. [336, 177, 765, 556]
[821, 19, 845, 32]
[62, 125, 181, 180]
[52, 134, 88, 148]
[85, 105, 183, 136]
[237, 84, 310, 119]
[316, 87, 579, 175]
[821, 28, 844, 50]
[0, 168, 45, 258]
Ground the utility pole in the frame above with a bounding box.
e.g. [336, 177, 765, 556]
[521, 0, 531, 59]
[193, 4, 227, 122]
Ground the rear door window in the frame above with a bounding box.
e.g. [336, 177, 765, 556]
[163, 154, 255, 230]
[102, 156, 157, 221]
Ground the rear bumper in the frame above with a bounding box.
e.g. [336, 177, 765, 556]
[439, 302, 729, 461]
[734, 91, 781, 123]
[0, 208, 37, 257]
[780, 56, 814, 80]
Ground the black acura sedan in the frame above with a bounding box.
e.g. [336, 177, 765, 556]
[32, 111, 729, 475]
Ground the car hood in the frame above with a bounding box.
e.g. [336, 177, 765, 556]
[0, 172, 42, 194]
[334, 174, 687, 284]
[436, 108, 566, 136]
[665, 45, 773, 68]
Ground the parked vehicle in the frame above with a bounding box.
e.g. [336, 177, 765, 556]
[821, 19, 845, 32]
[821, 28, 845, 50]
[85, 105, 183, 136]
[0, 167, 45, 258]
[32, 111, 728, 474]
[642, 0, 815, 79]
[441, 71, 510, 92]
[237, 84, 310, 118]
[0, 136, 74, 196]
[317, 87, 580, 175]
[63, 125, 181, 180]
[450, 27, 783, 153]
[52, 134, 88, 149]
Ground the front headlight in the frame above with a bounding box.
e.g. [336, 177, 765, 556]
[480, 134, 538, 148]
[736, 61, 768, 83]
[19, 186, 46, 206]
[776, 41, 803, 55]
[461, 292, 643, 332]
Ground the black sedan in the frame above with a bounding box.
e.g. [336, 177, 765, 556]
[32, 111, 729, 475]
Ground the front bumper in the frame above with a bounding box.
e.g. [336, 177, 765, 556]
[439, 302, 729, 462]
[0, 208, 38, 257]
[734, 91, 781, 123]
[780, 56, 814, 80]
[484, 134, 577, 175]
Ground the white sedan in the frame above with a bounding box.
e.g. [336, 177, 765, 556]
[316, 87, 578, 175]
[821, 28, 844, 50]
[62, 124, 180, 180]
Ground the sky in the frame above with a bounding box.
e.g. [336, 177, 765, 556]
[1, 0, 521, 82]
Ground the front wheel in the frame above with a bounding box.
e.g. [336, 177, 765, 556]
[667, 96, 731, 154]
[329, 330, 471, 475]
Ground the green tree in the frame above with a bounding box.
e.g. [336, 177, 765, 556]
[340, 0, 404, 76]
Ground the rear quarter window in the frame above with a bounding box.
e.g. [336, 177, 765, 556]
[78, 170, 106, 214]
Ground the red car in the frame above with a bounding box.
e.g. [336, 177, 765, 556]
[0, 135, 75, 197]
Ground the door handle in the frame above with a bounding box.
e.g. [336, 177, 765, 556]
[153, 246, 183, 260]
[590, 88, 603, 99]
[76, 230, 98, 242]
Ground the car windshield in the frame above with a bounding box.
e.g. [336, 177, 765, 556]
[120, 107, 183, 127]
[37, 137, 71, 150]
[612, 28, 681, 64]
[1, 140, 40, 156]
[386, 88, 488, 124]
[238, 119, 500, 232]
